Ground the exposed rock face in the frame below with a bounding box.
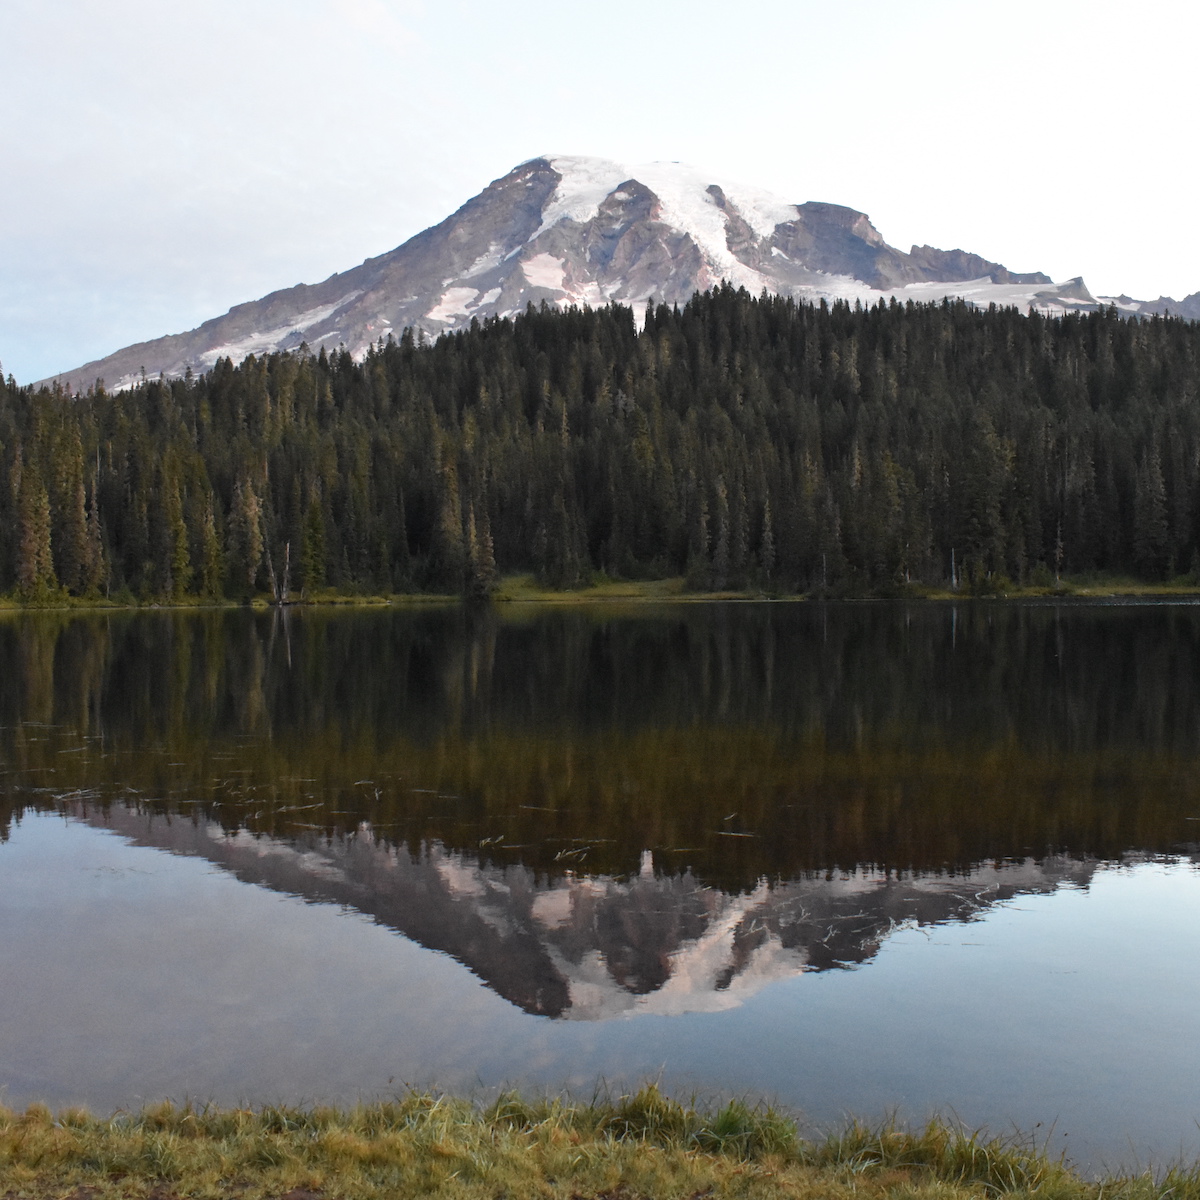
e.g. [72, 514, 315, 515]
[1109, 290, 1200, 320]
[39, 154, 1185, 393]
[907, 244, 1051, 286]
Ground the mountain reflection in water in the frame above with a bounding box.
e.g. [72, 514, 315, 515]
[64, 802, 1102, 1019]
[2, 601, 1199, 1020]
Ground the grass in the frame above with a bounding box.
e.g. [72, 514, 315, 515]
[490, 573, 765, 603]
[3, 571, 1200, 612]
[489, 572, 1200, 604]
[2, 1089, 1198, 1200]
[0, 589, 459, 613]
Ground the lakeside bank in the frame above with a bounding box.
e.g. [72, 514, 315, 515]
[4, 571, 1200, 611]
[2, 1091, 1197, 1200]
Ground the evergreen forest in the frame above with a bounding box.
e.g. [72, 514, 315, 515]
[3, 286, 1200, 602]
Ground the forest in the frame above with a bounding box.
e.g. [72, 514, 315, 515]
[2, 286, 1200, 601]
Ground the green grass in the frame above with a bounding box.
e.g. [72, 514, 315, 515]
[490, 573, 774, 603]
[0, 589, 459, 612]
[3, 571, 1200, 612]
[1, 1090, 1197, 1200]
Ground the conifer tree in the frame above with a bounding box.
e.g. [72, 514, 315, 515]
[228, 478, 264, 596]
[759, 496, 776, 584]
[51, 426, 88, 593]
[198, 496, 224, 599]
[82, 479, 107, 596]
[17, 469, 56, 596]
[711, 475, 730, 590]
[300, 492, 326, 595]
[1134, 446, 1169, 577]
[430, 450, 466, 592]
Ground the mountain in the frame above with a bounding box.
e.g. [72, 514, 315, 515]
[40, 154, 1197, 392]
[1102, 292, 1200, 320]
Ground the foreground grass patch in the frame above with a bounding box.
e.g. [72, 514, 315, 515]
[2, 1089, 1199, 1200]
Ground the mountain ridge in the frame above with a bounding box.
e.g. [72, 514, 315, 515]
[39, 154, 1200, 392]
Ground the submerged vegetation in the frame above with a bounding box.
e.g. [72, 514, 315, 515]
[4, 291, 1200, 603]
[3, 1089, 1199, 1200]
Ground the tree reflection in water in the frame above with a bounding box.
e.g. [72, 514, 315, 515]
[1, 601, 1197, 1016]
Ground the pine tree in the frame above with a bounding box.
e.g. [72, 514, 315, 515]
[17, 468, 56, 596]
[82, 478, 108, 596]
[198, 496, 224, 598]
[711, 475, 730, 590]
[301, 492, 326, 595]
[685, 483, 710, 590]
[731, 478, 749, 586]
[465, 499, 497, 597]
[163, 470, 192, 598]
[430, 450, 466, 592]
[759, 496, 776, 584]
[1134, 446, 1169, 577]
[228, 478, 264, 596]
[51, 426, 89, 594]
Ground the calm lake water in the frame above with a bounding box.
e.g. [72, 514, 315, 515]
[1, 601, 1199, 1171]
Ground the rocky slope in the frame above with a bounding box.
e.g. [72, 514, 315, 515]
[41, 154, 1199, 392]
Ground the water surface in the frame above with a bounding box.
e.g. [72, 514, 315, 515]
[1, 602, 1198, 1170]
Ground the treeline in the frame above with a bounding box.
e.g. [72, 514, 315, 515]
[3, 287, 1200, 600]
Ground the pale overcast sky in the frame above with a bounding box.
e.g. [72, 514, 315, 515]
[2, 0, 1198, 383]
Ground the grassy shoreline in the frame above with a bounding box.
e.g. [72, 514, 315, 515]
[3, 572, 1200, 612]
[490, 573, 1200, 604]
[2, 1089, 1197, 1200]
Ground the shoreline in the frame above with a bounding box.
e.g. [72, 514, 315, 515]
[3, 572, 1200, 613]
[1, 1090, 1195, 1199]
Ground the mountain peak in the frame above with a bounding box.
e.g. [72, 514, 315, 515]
[41, 155, 1122, 392]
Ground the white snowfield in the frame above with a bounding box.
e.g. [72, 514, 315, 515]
[535, 153, 797, 297]
[814, 273, 1098, 315]
[520, 252, 567, 291]
[532, 155, 1097, 318]
[193, 291, 363, 365]
[426, 286, 482, 323]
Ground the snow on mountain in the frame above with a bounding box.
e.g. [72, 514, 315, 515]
[38, 154, 1197, 392]
[534, 155, 796, 294]
[1095, 291, 1200, 320]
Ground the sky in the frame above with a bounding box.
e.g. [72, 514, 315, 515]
[3, 0, 1199, 384]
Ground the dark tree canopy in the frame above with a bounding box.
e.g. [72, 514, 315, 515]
[3, 288, 1200, 600]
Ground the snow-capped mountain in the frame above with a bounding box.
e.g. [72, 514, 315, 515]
[43, 154, 1200, 392]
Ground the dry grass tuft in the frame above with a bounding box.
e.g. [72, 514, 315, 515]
[2, 1091, 1199, 1200]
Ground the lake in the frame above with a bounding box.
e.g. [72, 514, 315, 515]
[1, 601, 1199, 1172]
